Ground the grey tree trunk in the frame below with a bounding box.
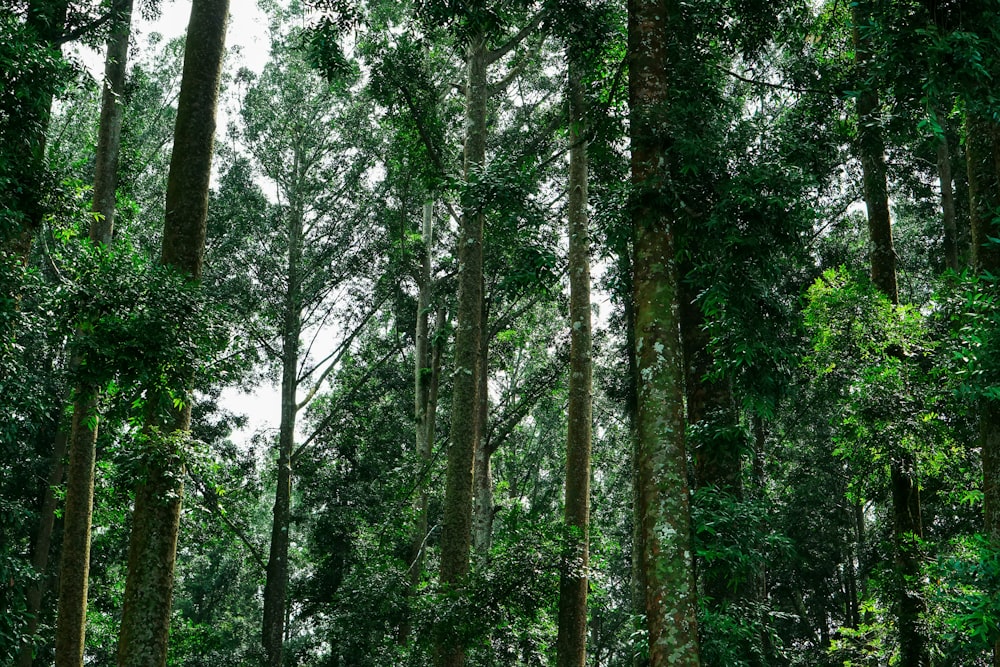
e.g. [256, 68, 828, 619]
[116, 1, 228, 665]
[436, 34, 487, 667]
[556, 56, 593, 667]
[401, 205, 440, 645]
[54, 3, 133, 662]
[262, 159, 305, 667]
[628, 0, 700, 664]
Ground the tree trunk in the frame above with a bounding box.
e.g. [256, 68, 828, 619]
[965, 111, 1000, 667]
[556, 56, 593, 667]
[54, 3, 133, 661]
[116, 1, 228, 665]
[401, 200, 436, 646]
[851, 5, 927, 664]
[935, 111, 960, 273]
[436, 34, 487, 667]
[262, 159, 305, 667]
[18, 422, 68, 667]
[680, 272, 743, 606]
[472, 313, 492, 555]
[3, 0, 68, 264]
[628, 0, 700, 664]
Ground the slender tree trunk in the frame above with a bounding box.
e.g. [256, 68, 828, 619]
[628, 0, 700, 664]
[262, 167, 305, 667]
[965, 111, 1000, 667]
[54, 4, 133, 662]
[472, 315, 492, 555]
[18, 423, 68, 667]
[556, 56, 593, 667]
[436, 34, 487, 667]
[116, 2, 228, 664]
[851, 5, 927, 664]
[935, 111, 960, 273]
[401, 200, 436, 646]
[620, 242, 647, 667]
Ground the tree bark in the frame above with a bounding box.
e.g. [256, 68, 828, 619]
[436, 34, 487, 667]
[556, 55, 593, 667]
[851, 5, 927, 665]
[18, 422, 68, 667]
[262, 154, 305, 667]
[472, 310, 492, 555]
[54, 3, 133, 661]
[116, 1, 228, 665]
[628, 0, 700, 664]
[935, 111, 960, 273]
[401, 200, 437, 646]
[965, 110, 1000, 667]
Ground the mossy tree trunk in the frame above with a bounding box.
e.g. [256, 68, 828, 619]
[115, 1, 228, 665]
[628, 0, 700, 664]
[53, 3, 133, 663]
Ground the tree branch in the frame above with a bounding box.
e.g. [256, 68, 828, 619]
[485, 8, 548, 66]
[713, 64, 831, 96]
[296, 298, 386, 410]
[292, 341, 405, 463]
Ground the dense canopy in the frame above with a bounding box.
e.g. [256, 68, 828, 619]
[3, 0, 1000, 666]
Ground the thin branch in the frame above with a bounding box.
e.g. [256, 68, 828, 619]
[292, 341, 404, 463]
[713, 64, 831, 96]
[485, 8, 548, 66]
[192, 478, 267, 572]
[295, 298, 385, 410]
[488, 33, 545, 97]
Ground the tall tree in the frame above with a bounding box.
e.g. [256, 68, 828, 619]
[428, 4, 547, 665]
[627, 0, 700, 664]
[966, 110, 1000, 667]
[115, 1, 229, 664]
[850, 3, 928, 664]
[52, 3, 134, 664]
[556, 52, 593, 667]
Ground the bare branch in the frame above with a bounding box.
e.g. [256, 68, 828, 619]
[485, 8, 548, 66]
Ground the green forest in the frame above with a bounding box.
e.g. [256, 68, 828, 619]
[3, 0, 1000, 665]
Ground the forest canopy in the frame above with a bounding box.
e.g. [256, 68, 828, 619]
[3, 0, 1000, 666]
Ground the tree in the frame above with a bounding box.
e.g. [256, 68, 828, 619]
[52, 2, 134, 664]
[228, 31, 384, 665]
[849, 3, 928, 663]
[556, 47, 593, 667]
[627, 0, 700, 663]
[115, 1, 229, 664]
